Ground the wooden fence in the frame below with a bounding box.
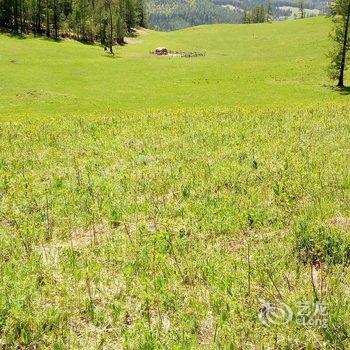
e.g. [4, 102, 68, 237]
[150, 50, 206, 57]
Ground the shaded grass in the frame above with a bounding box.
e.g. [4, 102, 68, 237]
[338, 86, 350, 95]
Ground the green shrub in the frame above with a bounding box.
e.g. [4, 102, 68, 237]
[295, 221, 350, 266]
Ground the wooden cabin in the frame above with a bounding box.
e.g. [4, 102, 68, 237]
[155, 47, 168, 56]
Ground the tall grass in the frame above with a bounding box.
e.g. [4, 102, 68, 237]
[0, 106, 349, 348]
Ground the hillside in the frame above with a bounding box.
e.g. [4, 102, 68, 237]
[213, 0, 326, 11]
[146, 0, 241, 30]
[0, 17, 347, 118]
[0, 17, 350, 349]
[146, 0, 327, 30]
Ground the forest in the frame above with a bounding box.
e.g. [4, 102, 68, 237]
[0, 0, 146, 49]
[0, 0, 327, 34]
[212, 0, 326, 11]
[145, 0, 327, 30]
[146, 0, 240, 31]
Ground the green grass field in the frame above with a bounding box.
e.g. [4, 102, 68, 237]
[0, 16, 350, 349]
[0, 16, 349, 118]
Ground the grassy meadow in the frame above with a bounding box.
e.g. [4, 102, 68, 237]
[0, 16, 350, 350]
[0, 16, 349, 118]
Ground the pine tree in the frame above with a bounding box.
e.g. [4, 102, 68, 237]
[104, 0, 115, 53]
[1, 0, 11, 29]
[0, 0, 145, 47]
[299, 0, 305, 19]
[32, 0, 43, 34]
[328, 0, 350, 87]
[115, 12, 126, 44]
[52, 0, 62, 38]
[45, 0, 50, 36]
[259, 4, 266, 23]
[242, 9, 250, 24]
[14, 0, 19, 32]
[124, 0, 135, 32]
[135, 0, 146, 27]
[267, 0, 273, 22]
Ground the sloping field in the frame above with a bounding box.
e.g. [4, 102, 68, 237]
[0, 17, 348, 118]
[0, 106, 349, 348]
[0, 16, 350, 349]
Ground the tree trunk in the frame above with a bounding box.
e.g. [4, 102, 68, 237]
[37, 0, 41, 34]
[19, 0, 23, 33]
[108, 0, 113, 54]
[53, 1, 58, 39]
[35, 0, 42, 34]
[13, 0, 19, 33]
[45, 0, 50, 37]
[338, 0, 350, 88]
[54, 17, 58, 38]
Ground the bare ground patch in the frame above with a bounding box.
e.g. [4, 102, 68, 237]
[40, 222, 111, 264]
[327, 217, 350, 230]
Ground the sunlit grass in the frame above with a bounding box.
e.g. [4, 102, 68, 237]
[0, 17, 349, 118]
[0, 15, 349, 349]
[0, 106, 349, 348]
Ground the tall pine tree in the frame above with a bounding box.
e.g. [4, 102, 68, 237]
[328, 0, 350, 87]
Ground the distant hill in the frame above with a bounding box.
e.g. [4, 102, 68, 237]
[146, 0, 241, 31]
[212, 0, 328, 18]
[146, 0, 327, 30]
[212, 0, 326, 9]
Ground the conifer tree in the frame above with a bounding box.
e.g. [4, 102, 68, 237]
[135, 0, 146, 28]
[124, 0, 135, 33]
[299, 0, 305, 19]
[328, 0, 350, 87]
[0, 0, 146, 45]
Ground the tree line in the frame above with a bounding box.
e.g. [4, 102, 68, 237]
[147, 0, 240, 31]
[241, 1, 274, 23]
[328, 0, 350, 87]
[0, 0, 146, 52]
[212, 0, 324, 11]
[241, 0, 313, 24]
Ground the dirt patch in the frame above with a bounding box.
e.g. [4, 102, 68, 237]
[16, 90, 67, 99]
[327, 217, 350, 230]
[40, 222, 111, 264]
[198, 317, 215, 345]
[225, 238, 244, 254]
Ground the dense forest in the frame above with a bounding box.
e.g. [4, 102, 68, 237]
[145, 0, 326, 31]
[0, 0, 146, 49]
[212, 0, 326, 10]
[146, 0, 241, 31]
[0, 0, 327, 38]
